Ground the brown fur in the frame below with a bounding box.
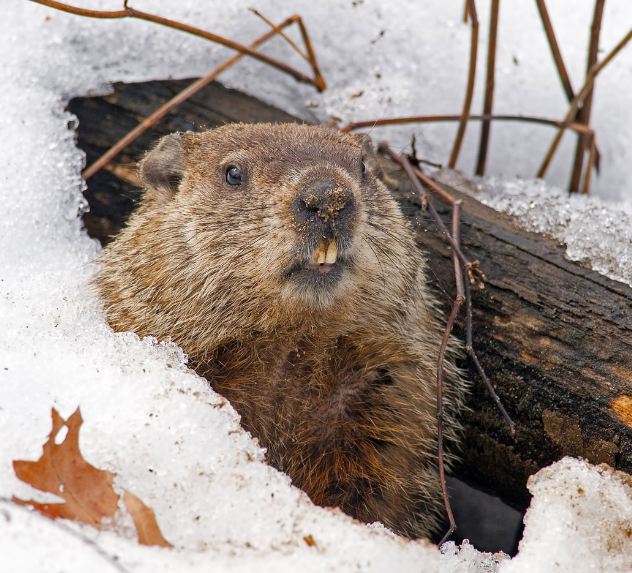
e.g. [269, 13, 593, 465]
[96, 123, 467, 538]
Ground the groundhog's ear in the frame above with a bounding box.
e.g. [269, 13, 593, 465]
[356, 133, 384, 181]
[138, 133, 185, 201]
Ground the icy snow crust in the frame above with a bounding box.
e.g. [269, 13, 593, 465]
[442, 458, 632, 573]
[2, 1, 632, 571]
[504, 458, 632, 573]
[478, 177, 632, 287]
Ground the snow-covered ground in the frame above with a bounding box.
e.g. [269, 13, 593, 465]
[2, 1, 632, 571]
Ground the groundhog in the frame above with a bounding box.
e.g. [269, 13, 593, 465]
[96, 123, 466, 538]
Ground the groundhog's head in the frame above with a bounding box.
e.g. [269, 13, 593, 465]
[99, 124, 422, 341]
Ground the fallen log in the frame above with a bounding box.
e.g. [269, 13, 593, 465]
[390, 165, 632, 510]
[68, 78, 632, 516]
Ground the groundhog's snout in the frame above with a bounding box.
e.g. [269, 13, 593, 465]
[285, 176, 357, 282]
[292, 177, 356, 239]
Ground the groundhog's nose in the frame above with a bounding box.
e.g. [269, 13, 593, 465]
[293, 178, 356, 238]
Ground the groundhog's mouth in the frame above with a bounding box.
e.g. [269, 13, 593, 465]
[283, 238, 348, 288]
[288, 262, 344, 291]
[303, 239, 338, 275]
[304, 263, 336, 275]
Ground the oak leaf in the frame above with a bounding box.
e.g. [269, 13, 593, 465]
[13, 407, 172, 547]
[124, 491, 172, 547]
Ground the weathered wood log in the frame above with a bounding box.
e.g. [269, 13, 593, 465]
[68, 78, 632, 515]
[391, 168, 632, 510]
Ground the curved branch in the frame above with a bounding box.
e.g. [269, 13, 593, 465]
[538, 25, 632, 178]
[448, 0, 479, 169]
[29, 0, 323, 90]
[340, 113, 595, 136]
[82, 15, 302, 180]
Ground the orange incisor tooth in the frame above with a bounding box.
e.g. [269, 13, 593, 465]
[325, 240, 337, 264]
[315, 241, 326, 265]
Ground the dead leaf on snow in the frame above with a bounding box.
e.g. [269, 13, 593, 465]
[13, 407, 172, 547]
[124, 491, 172, 547]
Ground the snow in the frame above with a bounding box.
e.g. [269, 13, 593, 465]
[441, 540, 510, 573]
[475, 176, 632, 287]
[441, 458, 632, 573]
[502, 458, 632, 573]
[2, 0, 632, 571]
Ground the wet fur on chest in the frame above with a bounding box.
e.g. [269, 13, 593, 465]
[196, 333, 438, 528]
[203, 336, 400, 448]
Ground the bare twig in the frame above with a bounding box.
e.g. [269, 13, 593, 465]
[437, 201, 466, 545]
[250, 9, 326, 91]
[339, 113, 595, 136]
[397, 154, 512, 433]
[29, 0, 325, 91]
[418, 158, 444, 170]
[534, 0, 601, 176]
[384, 145, 487, 288]
[82, 15, 310, 180]
[379, 145, 516, 507]
[539, 25, 632, 178]
[534, 0, 575, 102]
[250, 10, 307, 61]
[569, 0, 604, 194]
[475, 0, 499, 176]
[437, 296, 463, 545]
[404, 149, 515, 432]
[295, 16, 327, 92]
[396, 148, 429, 209]
[449, 0, 478, 168]
[462, 274, 516, 431]
[452, 204, 465, 301]
[410, 164, 457, 208]
[383, 145, 474, 273]
[584, 132, 597, 195]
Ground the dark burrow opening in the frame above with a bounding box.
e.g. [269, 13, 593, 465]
[441, 476, 523, 554]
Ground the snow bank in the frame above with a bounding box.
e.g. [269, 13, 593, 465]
[477, 176, 632, 287]
[2, 0, 632, 571]
[441, 458, 632, 573]
[503, 458, 632, 573]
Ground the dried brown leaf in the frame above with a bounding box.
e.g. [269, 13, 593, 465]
[124, 491, 172, 547]
[13, 408, 118, 526]
[12, 407, 171, 547]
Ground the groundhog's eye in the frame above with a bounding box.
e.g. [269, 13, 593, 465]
[361, 161, 367, 179]
[225, 165, 243, 186]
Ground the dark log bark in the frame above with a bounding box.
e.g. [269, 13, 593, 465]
[387, 163, 632, 510]
[68, 78, 632, 515]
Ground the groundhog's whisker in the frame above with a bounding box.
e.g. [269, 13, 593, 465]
[361, 236, 388, 291]
[365, 219, 416, 252]
[363, 235, 401, 271]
